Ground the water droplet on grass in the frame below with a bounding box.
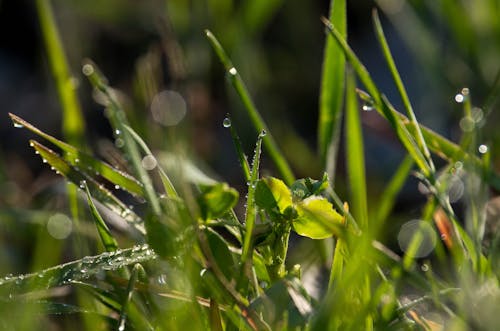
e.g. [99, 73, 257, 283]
[13, 123, 24, 128]
[260, 129, 267, 137]
[362, 103, 373, 111]
[223, 117, 231, 128]
[455, 93, 464, 103]
[478, 144, 488, 154]
[115, 129, 121, 135]
[114, 184, 120, 190]
[228, 67, 237, 75]
[459, 116, 474, 132]
[82, 64, 94, 76]
[141, 154, 157, 170]
[421, 264, 429, 272]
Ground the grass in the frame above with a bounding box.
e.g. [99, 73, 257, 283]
[1, 0, 499, 330]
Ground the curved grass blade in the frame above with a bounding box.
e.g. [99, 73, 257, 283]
[82, 60, 161, 216]
[345, 68, 368, 229]
[372, 9, 434, 172]
[9, 113, 144, 197]
[118, 264, 142, 331]
[318, 0, 346, 179]
[123, 124, 178, 198]
[30, 140, 145, 234]
[83, 183, 119, 252]
[205, 30, 295, 185]
[0, 244, 156, 295]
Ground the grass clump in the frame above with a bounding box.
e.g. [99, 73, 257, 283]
[1, 0, 499, 330]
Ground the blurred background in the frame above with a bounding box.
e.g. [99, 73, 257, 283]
[0, 0, 499, 278]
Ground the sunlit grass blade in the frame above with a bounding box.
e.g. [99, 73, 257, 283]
[9, 113, 144, 196]
[345, 69, 368, 229]
[209, 299, 224, 331]
[35, 0, 85, 147]
[374, 155, 414, 225]
[241, 131, 265, 265]
[372, 9, 434, 172]
[123, 124, 178, 198]
[82, 60, 161, 216]
[30, 140, 145, 234]
[0, 245, 156, 294]
[318, 0, 346, 179]
[83, 183, 119, 252]
[321, 17, 433, 179]
[205, 30, 295, 185]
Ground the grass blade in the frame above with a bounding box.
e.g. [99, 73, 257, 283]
[118, 264, 142, 331]
[9, 113, 144, 197]
[205, 30, 295, 185]
[224, 114, 251, 182]
[0, 245, 156, 294]
[345, 68, 368, 229]
[124, 124, 178, 198]
[241, 131, 265, 265]
[372, 9, 434, 173]
[35, 0, 85, 146]
[83, 183, 119, 252]
[30, 140, 145, 234]
[82, 60, 161, 216]
[318, 0, 346, 179]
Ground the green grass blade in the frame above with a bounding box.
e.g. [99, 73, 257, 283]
[118, 264, 141, 331]
[205, 30, 295, 185]
[35, 0, 85, 147]
[9, 113, 144, 197]
[372, 9, 434, 172]
[345, 68, 368, 229]
[82, 60, 161, 216]
[374, 155, 414, 225]
[83, 183, 119, 252]
[30, 140, 145, 234]
[0, 245, 156, 294]
[241, 131, 265, 265]
[321, 17, 433, 179]
[318, 0, 346, 179]
[124, 124, 178, 198]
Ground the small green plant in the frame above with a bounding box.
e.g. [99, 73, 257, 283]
[2, 0, 499, 330]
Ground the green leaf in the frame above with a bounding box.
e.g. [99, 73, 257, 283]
[198, 183, 239, 220]
[9, 113, 144, 197]
[255, 177, 292, 215]
[318, 0, 346, 179]
[293, 196, 343, 239]
[206, 228, 237, 280]
[30, 140, 145, 234]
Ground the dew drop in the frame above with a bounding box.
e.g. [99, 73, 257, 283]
[74, 158, 80, 163]
[13, 123, 24, 128]
[461, 87, 470, 96]
[200, 268, 207, 277]
[222, 117, 232, 128]
[478, 144, 488, 154]
[79, 180, 87, 189]
[141, 154, 157, 170]
[362, 104, 373, 112]
[115, 129, 121, 136]
[114, 185, 120, 190]
[82, 63, 94, 76]
[421, 264, 429, 272]
[29, 142, 34, 147]
[260, 129, 267, 137]
[228, 67, 237, 75]
[454, 93, 464, 103]
[42, 159, 48, 163]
